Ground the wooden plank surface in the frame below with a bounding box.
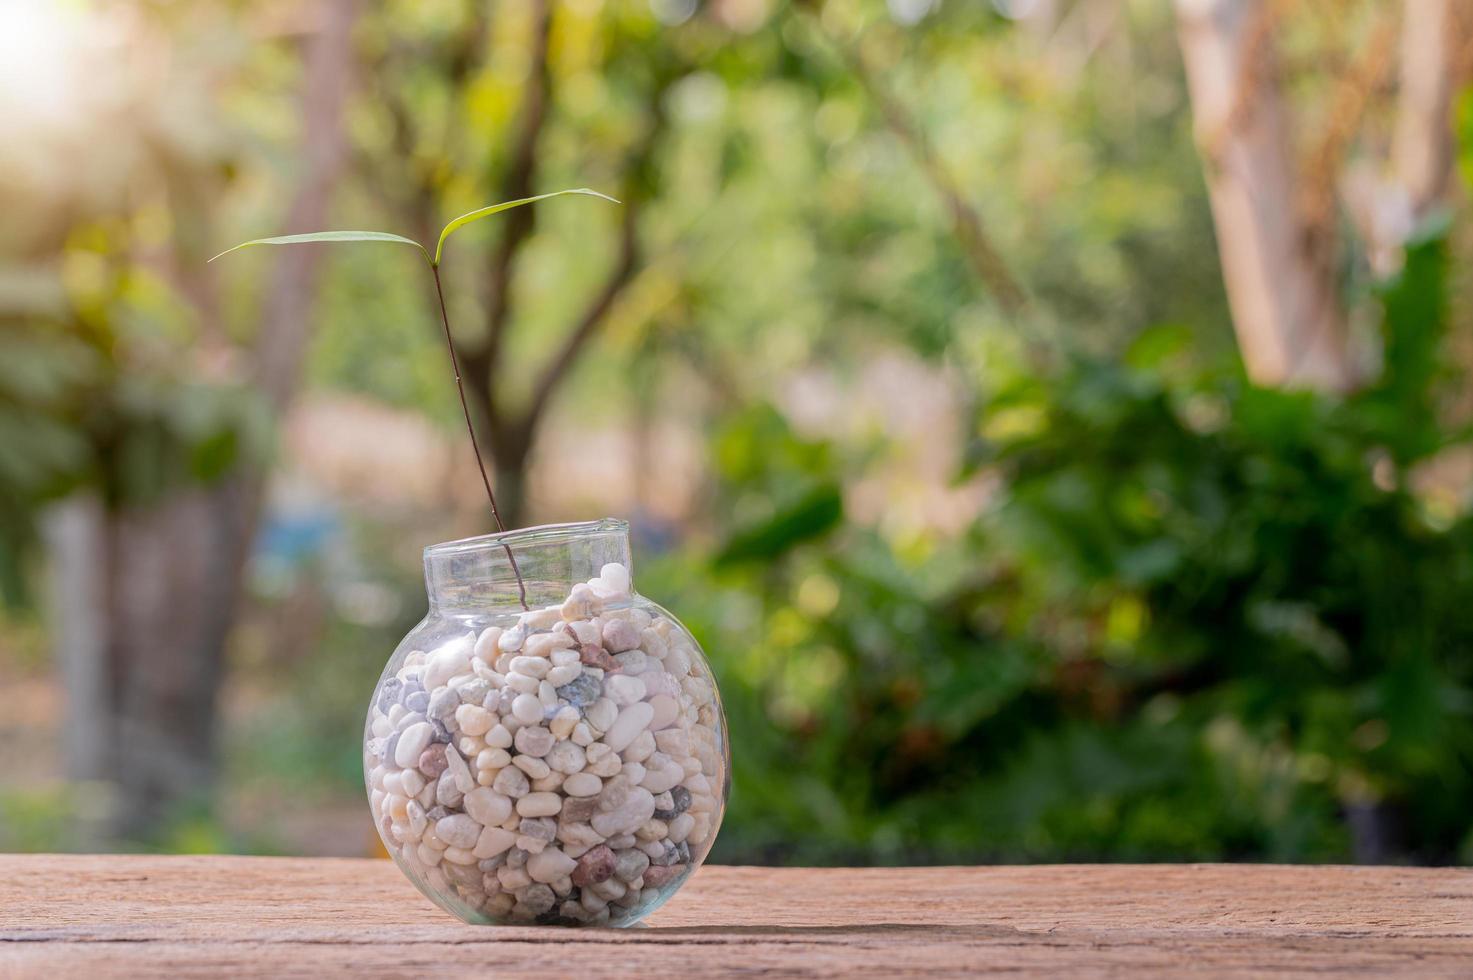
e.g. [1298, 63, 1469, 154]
[0, 856, 1469, 977]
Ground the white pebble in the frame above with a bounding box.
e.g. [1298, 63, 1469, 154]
[519, 606, 562, 630]
[526, 848, 578, 884]
[622, 730, 655, 764]
[473, 626, 502, 662]
[647, 694, 680, 731]
[525, 632, 575, 658]
[444, 743, 476, 793]
[585, 699, 618, 732]
[562, 583, 597, 621]
[435, 813, 481, 849]
[394, 723, 433, 768]
[400, 769, 426, 797]
[604, 674, 646, 707]
[591, 786, 655, 837]
[563, 772, 602, 797]
[476, 748, 511, 771]
[600, 562, 630, 595]
[641, 757, 685, 794]
[455, 704, 493, 736]
[442, 846, 477, 865]
[474, 826, 518, 859]
[510, 656, 550, 678]
[653, 729, 689, 757]
[549, 706, 580, 739]
[463, 787, 513, 826]
[423, 635, 474, 690]
[546, 664, 582, 687]
[505, 672, 540, 695]
[511, 693, 543, 725]
[545, 740, 585, 774]
[516, 792, 563, 817]
[602, 702, 655, 752]
[513, 755, 551, 779]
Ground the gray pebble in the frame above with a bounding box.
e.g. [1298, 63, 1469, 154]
[381, 731, 401, 768]
[377, 678, 403, 712]
[555, 671, 602, 709]
[650, 840, 681, 867]
[426, 805, 449, 821]
[436, 768, 465, 807]
[493, 766, 530, 799]
[518, 816, 557, 842]
[427, 687, 460, 722]
[654, 785, 691, 821]
[429, 718, 452, 744]
[518, 883, 557, 916]
[403, 690, 430, 714]
[614, 848, 650, 883]
[456, 678, 491, 705]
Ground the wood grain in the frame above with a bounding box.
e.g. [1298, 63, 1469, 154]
[1, 856, 1469, 977]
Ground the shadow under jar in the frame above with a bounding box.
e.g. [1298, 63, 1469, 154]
[363, 519, 729, 926]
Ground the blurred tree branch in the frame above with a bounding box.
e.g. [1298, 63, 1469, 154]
[355, 2, 677, 524]
[805, 14, 1028, 317]
[475, 0, 553, 386]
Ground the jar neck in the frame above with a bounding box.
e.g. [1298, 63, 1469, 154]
[423, 519, 633, 615]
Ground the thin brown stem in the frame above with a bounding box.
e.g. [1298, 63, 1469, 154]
[432, 263, 528, 610]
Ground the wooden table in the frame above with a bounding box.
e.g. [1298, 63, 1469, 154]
[2, 856, 1469, 977]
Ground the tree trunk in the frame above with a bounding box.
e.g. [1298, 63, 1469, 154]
[1393, 0, 1462, 220]
[48, 0, 360, 842]
[1175, 0, 1354, 392]
[107, 486, 251, 839]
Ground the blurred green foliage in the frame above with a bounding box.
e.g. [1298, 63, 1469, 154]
[647, 232, 1472, 865]
[2, 0, 1469, 866]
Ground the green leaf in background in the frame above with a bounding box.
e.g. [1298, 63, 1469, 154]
[432, 188, 619, 265]
[714, 482, 844, 567]
[208, 231, 429, 264]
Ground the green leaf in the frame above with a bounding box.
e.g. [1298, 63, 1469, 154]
[433, 188, 620, 265]
[714, 482, 844, 567]
[208, 231, 429, 264]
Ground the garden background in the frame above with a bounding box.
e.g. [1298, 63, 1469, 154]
[2, 0, 1471, 867]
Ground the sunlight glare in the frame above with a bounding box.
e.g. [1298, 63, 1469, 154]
[0, 0, 87, 128]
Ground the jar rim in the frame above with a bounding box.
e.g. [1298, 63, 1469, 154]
[423, 518, 629, 559]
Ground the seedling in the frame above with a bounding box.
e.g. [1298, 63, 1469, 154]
[213, 188, 620, 606]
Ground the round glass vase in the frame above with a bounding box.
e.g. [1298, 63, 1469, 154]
[363, 519, 728, 926]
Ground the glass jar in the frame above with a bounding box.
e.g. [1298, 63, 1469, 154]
[362, 519, 728, 926]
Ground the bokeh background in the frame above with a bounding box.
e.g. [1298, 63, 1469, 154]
[2, 0, 1472, 866]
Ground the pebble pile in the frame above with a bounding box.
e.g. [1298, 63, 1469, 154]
[364, 562, 726, 926]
